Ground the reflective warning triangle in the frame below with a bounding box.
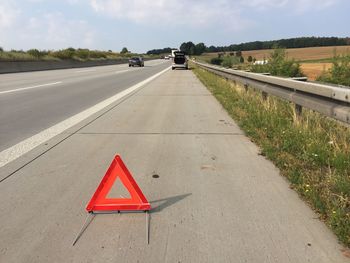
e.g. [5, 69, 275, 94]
[86, 155, 151, 212]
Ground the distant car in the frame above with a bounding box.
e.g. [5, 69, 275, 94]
[164, 55, 170, 60]
[172, 51, 188, 70]
[129, 57, 144, 67]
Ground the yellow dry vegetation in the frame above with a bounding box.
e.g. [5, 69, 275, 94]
[300, 63, 333, 81]
[200, 46, 350, 80]
[241, 46, 350, 61]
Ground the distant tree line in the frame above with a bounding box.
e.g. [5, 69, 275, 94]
[146, 37, 350, 55]
[207, 37, 350, 53]
[179, 42, 206, 55]
[146, 47, 174, 55]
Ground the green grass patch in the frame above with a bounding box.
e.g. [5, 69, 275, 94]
[298, 58, 334, 63]
[192, 64, 350, 247]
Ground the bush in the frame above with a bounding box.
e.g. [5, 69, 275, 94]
[0, 47, 130, 62]
[0, 47, 3, 52]
[27, 49, 47, 59]
[251, 47, 303, 77]
[75, 49, 90, 60]
[222, 56, 241, 68]
[89, 50, 107, 59]
[210, 57, 223, 65]
[317, 55, 350, 86]
[51, 49, 75, 60]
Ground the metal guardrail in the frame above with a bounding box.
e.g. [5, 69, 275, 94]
[193, 61, 350, 125]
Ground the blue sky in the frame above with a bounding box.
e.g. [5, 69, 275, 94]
[0, 0, 349, 53]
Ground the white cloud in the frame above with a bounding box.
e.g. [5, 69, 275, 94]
[1, 11, 96, 50]
[0, 0, 343, 51]
[0, 1, 20, 29]
[293, 0, 338, 13]
[89, 0, 339, 30]
[89, 0, 253, 31]
[240, 0, 338, 12]
[42, 13, 95, 48]
[241, 0, 288, 8]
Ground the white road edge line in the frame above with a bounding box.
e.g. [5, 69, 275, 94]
[0, 66, 171, 168]
[0, 81, 62, 95]
[115, 69, 131, 74]
[75, 69, 97, 73]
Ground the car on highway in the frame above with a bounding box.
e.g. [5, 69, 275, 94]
[129, 57, 144, 67]
[172, 51, 188, 70]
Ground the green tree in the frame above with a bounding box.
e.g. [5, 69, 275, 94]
[121, 47, 129, 54]
[247, 56, 253, 62]
[0, 47, 3, 52]
[194, 43, 206, 55]
[318, 55, 350, 86]
[180, 41, 195, 55]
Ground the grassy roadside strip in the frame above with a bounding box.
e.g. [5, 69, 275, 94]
[192, 64, 350, 247]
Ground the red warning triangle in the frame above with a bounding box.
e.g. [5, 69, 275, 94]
[86, 155, 151, 212]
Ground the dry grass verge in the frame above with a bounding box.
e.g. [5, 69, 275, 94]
[192, 65, 350, 247]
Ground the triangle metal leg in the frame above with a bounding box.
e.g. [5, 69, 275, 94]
[72, 213, 95, 246]
[146, 211, 150, 245]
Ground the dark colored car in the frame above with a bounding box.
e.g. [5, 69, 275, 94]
[129, 57, 144, 67]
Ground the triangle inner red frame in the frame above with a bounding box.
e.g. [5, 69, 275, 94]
[86, 155, 151, 212]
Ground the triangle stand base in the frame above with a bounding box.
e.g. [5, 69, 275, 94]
[72, 213, 95, 246]
[73, 155, 152, 246]
[72, 210, 150, 246]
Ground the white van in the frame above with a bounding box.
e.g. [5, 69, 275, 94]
[172, 51, 188, 70]
[170, 49, 179, 58]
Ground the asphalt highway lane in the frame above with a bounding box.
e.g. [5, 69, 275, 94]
[0, 60, 170, 152]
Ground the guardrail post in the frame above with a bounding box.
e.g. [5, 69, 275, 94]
[295, 104, 303, 117]
[262, 91, 268, 101]
[244, 84, 248, 92]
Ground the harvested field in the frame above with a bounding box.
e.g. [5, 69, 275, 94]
[199, 46, 350, 81]
[241, 46, 350, 62]
[201, 46, 350, 62]
[300, 63, 332, 81]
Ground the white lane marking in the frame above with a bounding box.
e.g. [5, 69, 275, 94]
[115, 69, 131, 74]
[75, 69, 97, 73]
[0, 82, 62, 95]
[0, 66, 171, 168]
[150, 61, 165, 66]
